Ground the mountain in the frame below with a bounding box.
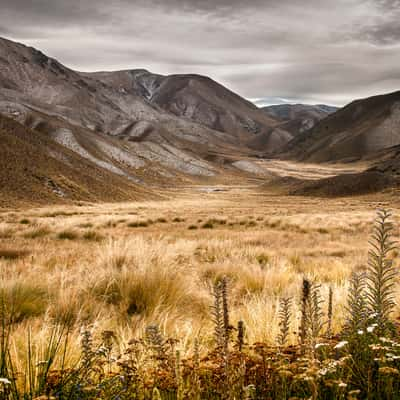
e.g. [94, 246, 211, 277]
[263, 103, 337, 121]
[86, 70, 282, 151]
[281, 91, 400, 162]
[262, 103, 338, 137]
[287, 148, 400, 197]
[0, 114, 152, 206]
[0, 36, 290, 200]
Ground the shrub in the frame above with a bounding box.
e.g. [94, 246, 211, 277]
[82, 230, 104, 242]
[0, 249, 30, 260]
[256, 254, 270, 267]
[19, 218, 30, 225]
[156, 218, 168, 223]
[188, 225, 198, 230]
[128, 221, 149, 228]
[57, 230, 79, 240]
[201, 221, 214, 229]
[23, 227, 50, 239]
[79, 222, 94, 228]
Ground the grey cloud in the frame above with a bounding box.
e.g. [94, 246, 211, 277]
[1, 0, 400, 106]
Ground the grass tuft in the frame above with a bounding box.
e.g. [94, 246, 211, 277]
[57, 230, 79, 240]
[0, 249, 30, 260]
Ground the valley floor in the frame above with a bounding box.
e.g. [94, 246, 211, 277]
[1, 183, 400, 398]
[1, 184, 399, 346]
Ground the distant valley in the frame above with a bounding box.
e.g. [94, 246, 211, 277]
[1, 36, 400, 204]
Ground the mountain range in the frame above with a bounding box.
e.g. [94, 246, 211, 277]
[1, 36, 400, 204]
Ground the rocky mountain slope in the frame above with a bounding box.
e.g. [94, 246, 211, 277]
[281, 91, 400, 162]
[0, 114, 153, 206]
[262, 103, 338, 136]
[86, 70, 283, 152]
[0, 36, 291, 196]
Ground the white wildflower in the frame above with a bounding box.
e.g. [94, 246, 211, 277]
[315, 343, 328, 349]
[358, 330, 364, 335]
[318, 368, 328, 376]
[334, 341, 348, 349]
[0, 378, 11, 385]
[367, 326, 376, 333]
[338, 382, 347, 388]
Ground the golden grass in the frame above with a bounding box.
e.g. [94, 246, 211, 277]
[1, 186, 399, 360]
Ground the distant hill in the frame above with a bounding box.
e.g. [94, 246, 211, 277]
[262, 103, 338, 121]
[262, 103, 338, 137]
[281, 91, 400, 162]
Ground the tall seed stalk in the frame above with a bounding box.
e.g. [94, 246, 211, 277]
[366, 209, 397, 336]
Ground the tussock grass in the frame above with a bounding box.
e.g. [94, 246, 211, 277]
[23, 226, 50, 239]
[0, 224, 15, 238]
[0, 281, 49, 322]
[56, 230, 79, 240]
[0, 192, 398, 398]
[0, 248, 30, 260]
[82, 230, 104, 242]
[127, 221, 149, 228]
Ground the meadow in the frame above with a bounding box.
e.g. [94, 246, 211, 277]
[1, 186, 400, 399]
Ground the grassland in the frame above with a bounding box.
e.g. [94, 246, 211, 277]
[1, 185, 400, 398]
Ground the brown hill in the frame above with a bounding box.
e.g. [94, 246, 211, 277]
[283, 146, 400, 197]
[281, 91, 400, 162]
[84, 70, 285, 152]
[262, 104, 338, 137]
[0, 36, 291, 196]
[0, 114, 152, 207]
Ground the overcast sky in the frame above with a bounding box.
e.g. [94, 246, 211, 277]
[1, 0, 399, 106]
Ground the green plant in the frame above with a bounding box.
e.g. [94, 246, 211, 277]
[343, 271, 367, 338]
[365, 209, 397, 336]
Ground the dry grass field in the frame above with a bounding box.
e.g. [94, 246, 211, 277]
[1, 186, 399, 365]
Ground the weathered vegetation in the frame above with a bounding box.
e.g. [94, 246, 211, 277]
[1, 189, 400, 398]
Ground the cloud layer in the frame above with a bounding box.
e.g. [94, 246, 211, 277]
[1, 0, 399, 105]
